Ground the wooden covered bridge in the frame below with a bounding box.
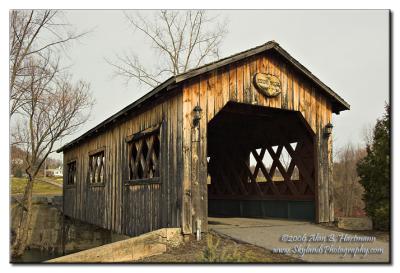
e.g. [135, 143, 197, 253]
[57, 41, 350, 236]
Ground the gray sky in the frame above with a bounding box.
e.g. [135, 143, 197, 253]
[56, 10, 389, 159]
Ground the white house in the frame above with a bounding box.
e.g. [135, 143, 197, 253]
[46, 166, 63, 177]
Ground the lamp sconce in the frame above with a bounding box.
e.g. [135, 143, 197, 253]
[193, 105, 202, 127]
[324, 123, 333, 137]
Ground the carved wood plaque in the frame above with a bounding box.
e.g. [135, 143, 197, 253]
[253, 73, 281, 97]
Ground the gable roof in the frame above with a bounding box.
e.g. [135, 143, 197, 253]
[57, 41, 350, 153]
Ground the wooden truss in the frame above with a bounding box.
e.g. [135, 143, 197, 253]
[208, 138, 315, 201]
[89, 150, 105, 184]
[128, 133, 160, 180]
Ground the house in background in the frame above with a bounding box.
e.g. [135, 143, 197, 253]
[46, 166, 63, 177]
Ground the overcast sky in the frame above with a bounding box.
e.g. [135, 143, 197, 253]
[56, 10, 389, 159]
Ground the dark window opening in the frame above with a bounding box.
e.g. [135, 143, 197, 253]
[89, 150, 105, 184]
[67, 161, 77, 185]
[128, 131, 160, 181]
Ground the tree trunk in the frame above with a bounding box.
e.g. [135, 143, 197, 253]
[344, 167, 350, 217]
[348, 177, 356, 216]
[11, 176, 34, 257]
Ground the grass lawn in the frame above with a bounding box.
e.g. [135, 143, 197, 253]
[11, 177, 62, 195]
[54, 177, 63, 184]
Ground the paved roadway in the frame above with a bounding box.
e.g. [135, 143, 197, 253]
[208, 217, 389, 263]
[36, 177, 63, 188]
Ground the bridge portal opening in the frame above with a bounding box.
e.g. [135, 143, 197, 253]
[207, 102, 316, 221]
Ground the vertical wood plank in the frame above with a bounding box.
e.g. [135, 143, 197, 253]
[161, 103, 168, 228]
[199, 75, 208, 232]
[268, 56, 280, 108]
[256, 55, 267, 107]
[305, 83, 312, 126]
[176, 92, 183, 228]
[315, 91, 323, 222]
[264, 55, 273, 108]
[206, 72, 216, 123]
[228, 64, 237, 101]
[281, 62, 288, 109]
[299, 81, 306, 120]
[287, 67, 293, 110]
[170, 99, 177, 227]
[293, 73, 299, 111]
[249, 57, 258, 105]
[214, 70, 223, 114]
[326, 102, 334, 222]
[236, 62, 244, 103]
[221, 68, 230, 108]
[310, 86, 316, 132]
[190, 80, 201, 232]
[182, 83, 193, 234]
[243, 60, 251, 104]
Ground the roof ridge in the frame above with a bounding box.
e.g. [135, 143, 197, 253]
[176, 40, 278, 78]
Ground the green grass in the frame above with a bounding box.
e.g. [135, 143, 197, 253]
[11, 177, 62, 195]
[54, 177, 63, 185]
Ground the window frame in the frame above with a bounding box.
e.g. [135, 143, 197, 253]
[65, 159, 77, 188]
[125, 123, 162, 186]
[88, 147, 106, 187]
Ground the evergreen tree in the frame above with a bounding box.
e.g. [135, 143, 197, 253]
[357, 104, 390, 230]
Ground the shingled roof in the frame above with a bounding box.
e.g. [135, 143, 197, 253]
[57, 41, 350, 152]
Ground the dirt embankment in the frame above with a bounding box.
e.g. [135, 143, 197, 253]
[137, 231, 301, 263]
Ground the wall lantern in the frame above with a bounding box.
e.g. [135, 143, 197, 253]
[324, 122, 333, 137]
[193, 105, 202, 127]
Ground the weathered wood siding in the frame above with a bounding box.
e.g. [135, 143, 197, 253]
[63, 91, 183, 237]
[182, 51, 334, 233]
[63, 49, 337, 237]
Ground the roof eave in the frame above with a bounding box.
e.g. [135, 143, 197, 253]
[271, 45, 350, 113]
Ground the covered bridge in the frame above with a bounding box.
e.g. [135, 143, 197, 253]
[57, 41, 350, 237]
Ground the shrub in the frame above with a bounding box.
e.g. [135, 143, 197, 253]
[14, 168, 23, 178]
[200, 235, 242, 262]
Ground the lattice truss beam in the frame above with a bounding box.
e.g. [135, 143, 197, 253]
[89, 151, 105, 184]
[128, 133, 160, 180]
[208, 138, 315, 200]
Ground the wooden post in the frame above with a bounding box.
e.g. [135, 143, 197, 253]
[182, 85, 192, 234]
[327, 115, 335, 222]
[182, 81, 208, 235]
[191, 125, 200, 233]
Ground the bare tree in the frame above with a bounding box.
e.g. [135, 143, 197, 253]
[333, 143, 366, 217]
[9, 10, 87, 116]
[107, 10, 228, 88]
[361, 123, 374, 148]
[11, 55, 94, 257]
[9, 10, 92, 258]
